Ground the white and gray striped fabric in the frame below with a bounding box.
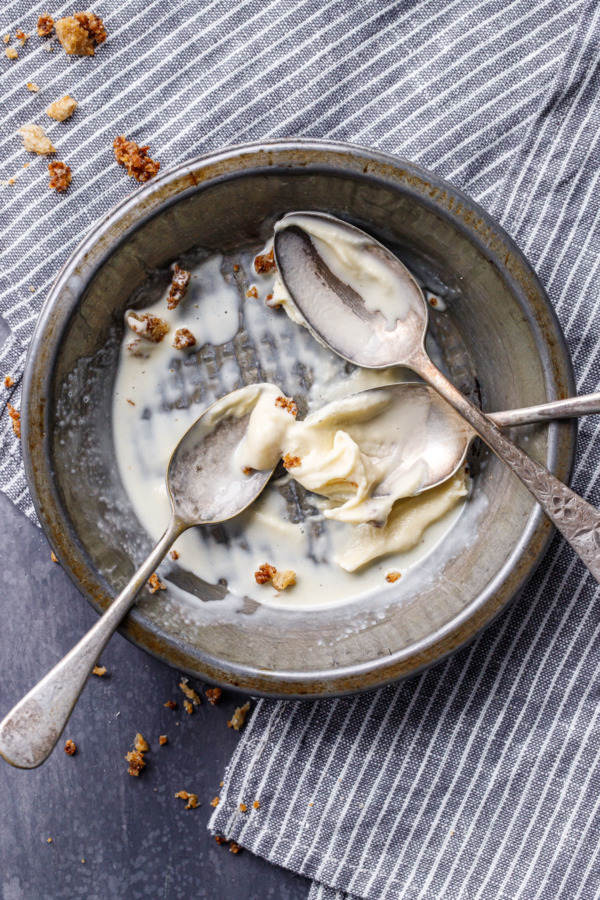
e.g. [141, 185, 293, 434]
[2, 0, 600, 896]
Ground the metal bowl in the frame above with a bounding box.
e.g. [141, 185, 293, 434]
[22, 139, 575, 698]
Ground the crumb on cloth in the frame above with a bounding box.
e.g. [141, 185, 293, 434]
[55, 13, 106, 56]
[27, 83, 39, 92]
[48, 161, 71, 192]
[7, 404, 21, 438]
[18, 123, 56, 155]
[113, 135, 160, 182]
[6, 47, 18, 59]
[228, 701, 251, 731]
[37, 14, 54, 37]
[47, 95, 77, 121]
[4, 375, 14, 388]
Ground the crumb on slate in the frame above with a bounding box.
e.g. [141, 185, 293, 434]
[125, 749, 145, 776]
[210, 796, 220, 807]
[51, 550, 58, 563]
[175, 790, 198, 809]
[179, 681, 201, 706]
[64, 739, 76, 755]
[134, 733, 149, 753]
[230, 842, 240, 854]
[183, 700, 193, 715]
[228, 701, 250, 731]
[159, 734, 168, 745]
[205, 687, 221, 705]
[92, 665, 106, 676]
[164, 700, 177, 709]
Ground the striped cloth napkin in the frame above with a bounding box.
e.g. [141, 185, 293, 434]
[2, 0, 600, 896]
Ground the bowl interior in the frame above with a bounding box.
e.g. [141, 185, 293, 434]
[25, 143, 575, 696]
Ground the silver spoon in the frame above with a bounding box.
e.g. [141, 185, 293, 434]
[0, 386, 278, 770]
[320, 382, 600, 508]
[274, 212, 600, 581]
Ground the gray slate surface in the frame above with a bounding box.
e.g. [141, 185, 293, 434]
[0, 490, 310, 900]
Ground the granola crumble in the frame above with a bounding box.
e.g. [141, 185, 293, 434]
[55, 13, 106, 56]
[210, 796, 220, 807]
[245, 285, 258, 299]
[15, 30, 29, 45]
[167, 263, 191, 310]
[125, 749, 146, 776]
[253, 800, 260, 809]
[215, 835, 226, 844]
[229, 842, 240, 854]
[127, 311, 169, 343]
[239, 803, 247, 812]
[275, 395, 298, 416]
[5, 48, 18, 59]
[227, 701, 250, 731]
[272, 569, 296, 591]
[254, 563, 276, 585]
[27, 83, 39, 92]
[18, 123, 56, 155]
[134, 733, 149, 753]
[7, 404, 21, 438]
[48, 161, 72, 192]
[173, 327, 196, 350]
[46, 95, 77, 121]
[164, 700, 177, 709]
[282, 454, 301, 469]
[205, 687, 221, 705]
[179, 681, 201, 705]
[254, 247, 276, 274]
[183, 700, 193, 715]
[113, 135, 160, 182]
[51, 551, 58, 563]
[64, 739, 76, 755]
[148, 572, 166, 593]
[92, 665, 107, 676]
[159, 735, 168, 745]
[2, 35, 9, 44]
[4, 375, 14, 388]
[175, 791, 198, 809]
[385, 571, 401, 583]
[37, 14, 54, 37]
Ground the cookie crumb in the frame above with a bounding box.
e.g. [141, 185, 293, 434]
[233, 264, 240, 272]
[64, 739, 76, 755]
[125, 749, 146, 776]
[253, 800, 260, 809]
[27, 83, 39, 92]
[183, 700, 193, 715]
[113, 135, 160, 182]
[46, 95, 77, 121]
[239, 803, 247, 812]
[173, 327, 196, 350]
[228, 701, 250, 731]
[7, 404, 21, 438]
[37, 14, 54, 37]
[48, 161, 71, 193]
[16, 30, 29, 46]
[2, 35, 9, 44]
[179, 681, 201, 706]
[164, 700, 177, 709]
[272, 569, 296, 591]
[167, 263, 191, 310]
[51, 550, 58, 563]
[159, 734, 168, 745]
[126, 398, 135, 405]
[230, 841, 240, 854]
[4, 375, 14, 388]
[18, 123, 56, 155]
[205, 687, 221, 705]
[127, 311, 169, 343]
[6, 47, 18, 59]
[47, 837, 52, 843]
[92, 665, 106, 676]
[386, 571, 401, 583]
[210, 796, 220, 807]
[254, 247, 276, 274]
[245, 285, 258, 299]
[55, 13, 106, 56]
[282, 454, 301, 469]
[255, 563, 276, 585]
[148, 572, 166, 593]
[215, 835, 226, 844]
[169, 550, 179, 560]
[175, 790, 198, 809]
[134, 733, 149, 753]
[275, 395, 298, 416]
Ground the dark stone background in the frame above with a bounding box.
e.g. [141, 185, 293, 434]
[0, 490, 310, 900]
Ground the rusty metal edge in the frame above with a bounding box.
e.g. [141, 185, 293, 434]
[21, 138, 576, 699]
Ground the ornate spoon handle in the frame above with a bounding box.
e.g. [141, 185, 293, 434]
[417, 355, 600, 581]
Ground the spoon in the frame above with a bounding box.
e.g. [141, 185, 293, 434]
[0, 386, 278, 770]
[274, 212, 600, 581]
[319, 383, 600, 508]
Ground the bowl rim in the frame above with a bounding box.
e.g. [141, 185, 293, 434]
[21, 137, 576, 698]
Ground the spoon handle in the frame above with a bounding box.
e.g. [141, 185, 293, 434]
[417, 356, 600, 582]
[0, 516, 184, 770]
[490, 391, 600, 428]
